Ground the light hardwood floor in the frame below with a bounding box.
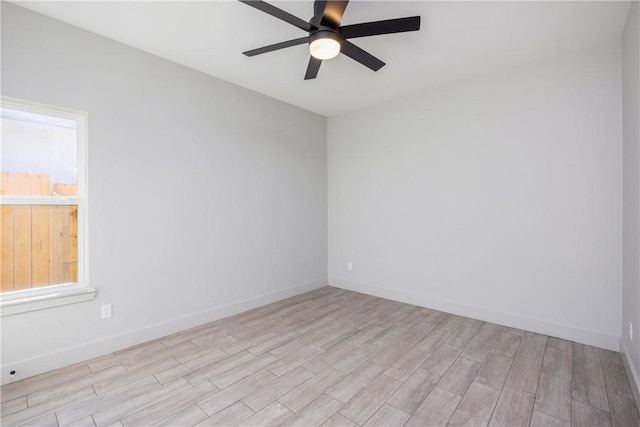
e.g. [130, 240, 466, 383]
[1, 286, 638, 427]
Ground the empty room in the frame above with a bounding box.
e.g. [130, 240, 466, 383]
[1, 0, 639, 426]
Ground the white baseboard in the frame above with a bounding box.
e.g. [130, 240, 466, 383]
[620, 339, 640, 407]
[329, 277, 620, 351]
[1, 278, 327, 385]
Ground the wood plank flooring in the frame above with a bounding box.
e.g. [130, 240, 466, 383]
[1, 286, 638, 427]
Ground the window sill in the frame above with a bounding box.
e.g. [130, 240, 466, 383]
[0, 288, 97, 316]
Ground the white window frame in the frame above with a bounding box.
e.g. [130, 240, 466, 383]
[0, 97, 95, 316]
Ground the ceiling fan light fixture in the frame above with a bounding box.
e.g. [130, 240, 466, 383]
[309, 31, 341, 60]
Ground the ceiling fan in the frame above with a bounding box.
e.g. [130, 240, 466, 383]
[239, 0, 421, 80]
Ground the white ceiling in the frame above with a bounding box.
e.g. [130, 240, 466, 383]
[12, 1, 631, 116]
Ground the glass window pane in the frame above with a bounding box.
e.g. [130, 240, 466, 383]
[1, 108, 77, 196]
[1, 205, 78, 292]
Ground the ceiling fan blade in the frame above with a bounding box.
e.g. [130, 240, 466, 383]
[243, 37, 309, 57]
[310, 1, 326, 28]
[238, 0, 311, 32]
[324, 1, 350, 26]
[304, 56, 322, 80]
[340, 16, 421, 39]
[340, 40, 385, 71]
[311, 1, 348, 28]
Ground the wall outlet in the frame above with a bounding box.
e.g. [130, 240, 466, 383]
[630, 322, 633, 341]
[347, 261, 353, 271]
[101, 304, 112, 319]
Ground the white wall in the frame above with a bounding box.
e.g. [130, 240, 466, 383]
[328, 44, 623, 350]
[1, 3, 327, 384]
[621, 0, 640, 399]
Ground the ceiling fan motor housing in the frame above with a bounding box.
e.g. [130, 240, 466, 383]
[309, 28, 341, 45]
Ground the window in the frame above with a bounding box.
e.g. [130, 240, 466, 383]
[0, 97, 94, 315]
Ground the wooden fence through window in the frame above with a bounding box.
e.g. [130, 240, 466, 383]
[0, 172, 78, 293]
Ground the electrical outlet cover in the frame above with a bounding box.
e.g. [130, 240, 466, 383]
[101, 304, 112, 319]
